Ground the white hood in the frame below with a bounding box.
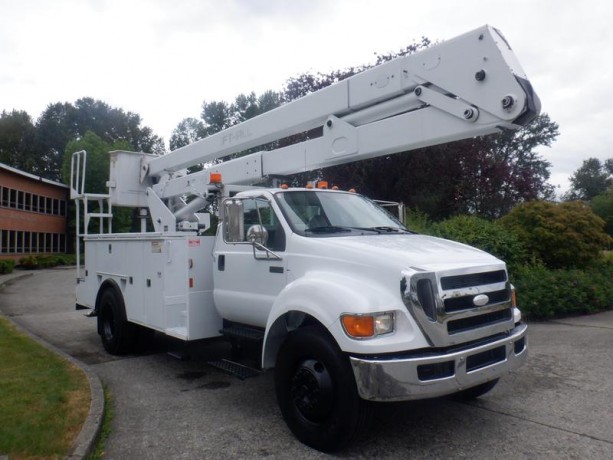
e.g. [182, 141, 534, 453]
[304, 234, 504, 274]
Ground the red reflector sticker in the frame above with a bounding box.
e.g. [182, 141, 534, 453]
[189, 278, 194, 288]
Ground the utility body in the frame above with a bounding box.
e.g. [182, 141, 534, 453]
[71, 26, 537, 451]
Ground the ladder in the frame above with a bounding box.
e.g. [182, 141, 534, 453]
[70, 150, 113, 281]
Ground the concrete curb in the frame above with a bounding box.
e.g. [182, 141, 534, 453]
[0, 273, 105, 459]
[0, 271, 34, 288]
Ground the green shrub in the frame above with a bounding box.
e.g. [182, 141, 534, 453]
[0, 260, 16, 274]
[405, 208, 434, 234]
[512, 260, 613, 319]
[500, 200, 611, 269]
[18, 255, 39, 270]
[35, 256, 59, 268]
[431, 215, 528, 269]
[16, 254, 77, 270]
[591, 189, 613, 236]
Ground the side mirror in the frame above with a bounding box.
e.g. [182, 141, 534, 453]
[246, 225, 268, 247]
[223, 199, 244, 243]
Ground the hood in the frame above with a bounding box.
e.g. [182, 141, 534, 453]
[307, 233, 504, 273]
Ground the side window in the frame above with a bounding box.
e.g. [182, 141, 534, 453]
[243, 198, 286, 252]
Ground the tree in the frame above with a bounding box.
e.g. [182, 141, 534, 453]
[0, 110, 38, 174]
[500, 200, 610, 268]
[200, 91, 283, 136]
[565, 157, 613, 201]
[591, 189, 613, 236]
[201, 100, 232, 135]
[169, 117, 207, 150]
[193, 91, 283, 162]
[453, 114, 557, 218]
[36, 97, 165, 181]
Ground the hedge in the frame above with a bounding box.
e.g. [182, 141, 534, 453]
[0, 260, 16, 274]
[511, 260, 613, 319]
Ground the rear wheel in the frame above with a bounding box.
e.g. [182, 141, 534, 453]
[98, 287, 136, 355]
[275, 326, 370, 452]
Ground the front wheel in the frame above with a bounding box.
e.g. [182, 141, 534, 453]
[274, 326, 370, 452]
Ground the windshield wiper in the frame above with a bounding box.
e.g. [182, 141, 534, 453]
[305, 226, 352, 234]
[369, 226, 412, 233]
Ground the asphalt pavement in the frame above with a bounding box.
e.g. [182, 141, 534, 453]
[1, 268, 612, 459]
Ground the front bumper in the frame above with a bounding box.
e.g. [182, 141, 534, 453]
[350, 323, 527, 401]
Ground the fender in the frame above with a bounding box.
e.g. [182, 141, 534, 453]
[261, 270, 400, 368]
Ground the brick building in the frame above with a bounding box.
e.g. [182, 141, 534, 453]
[0, 162, 69, 260]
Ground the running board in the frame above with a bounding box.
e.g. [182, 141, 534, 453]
[207, 359, 262, 380]
[220, 325, 264, 341]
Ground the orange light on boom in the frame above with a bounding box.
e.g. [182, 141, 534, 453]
[317, 181, 328, 189]
[209, 172, 222, 184]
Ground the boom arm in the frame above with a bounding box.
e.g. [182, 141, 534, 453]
[149, 25, 539, 202]
[107, 25, 540, 229]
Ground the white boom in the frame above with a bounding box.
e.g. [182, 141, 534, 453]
[112, 25, 540, 227]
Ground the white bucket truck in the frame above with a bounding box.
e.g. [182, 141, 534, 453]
[71, 26, 538, 451]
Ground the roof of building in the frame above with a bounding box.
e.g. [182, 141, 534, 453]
[0, 162, 69, 189]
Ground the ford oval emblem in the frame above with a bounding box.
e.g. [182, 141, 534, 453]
[473, 294, 489, 307]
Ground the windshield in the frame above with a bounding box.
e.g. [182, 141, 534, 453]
[275, 190, 409, 237]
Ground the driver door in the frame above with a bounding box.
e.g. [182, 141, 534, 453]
[213, 197, 288, 327]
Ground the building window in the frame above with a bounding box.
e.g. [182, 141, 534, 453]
[0, 229, 66, 255]
[31, 195, 39, 212]
[9, 189, 17, 208]
[24, 192, 31, 211]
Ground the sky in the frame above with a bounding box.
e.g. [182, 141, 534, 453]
[1, 0, 612, 194]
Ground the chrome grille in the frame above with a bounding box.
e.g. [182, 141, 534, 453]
[401, 267, 514, 347]
[440, 270, 506, 289]
[444, 288, 510, 313]
[447, 308, 512, 335]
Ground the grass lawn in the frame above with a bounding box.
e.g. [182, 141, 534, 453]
[0, 316, 90, 459]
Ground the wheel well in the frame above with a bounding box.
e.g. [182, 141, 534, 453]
[262, 311, 330, 369]
[95, 279, 123, 335]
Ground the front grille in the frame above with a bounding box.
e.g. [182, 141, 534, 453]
[441, 270, 507, 290]
[444, 288, 511, 313]
[416, 278, 437, 321]
[447, 309, 512, 335]
[402, 267, 514, 347]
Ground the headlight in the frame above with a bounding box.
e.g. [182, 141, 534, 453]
[341, 312, 395, 339]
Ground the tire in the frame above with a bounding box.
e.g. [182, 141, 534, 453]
[97, 287, 136, 355]
[453, 378, 499, 400]
[274, 326, 370, 452]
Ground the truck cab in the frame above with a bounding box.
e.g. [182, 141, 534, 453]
[217, 187, 526, 384]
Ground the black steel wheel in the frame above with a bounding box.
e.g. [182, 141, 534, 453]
[275, 326, 370, 452]
[98, 287, 135, 355]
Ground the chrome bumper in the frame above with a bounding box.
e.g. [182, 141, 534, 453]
[350, 323, 528, 402]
